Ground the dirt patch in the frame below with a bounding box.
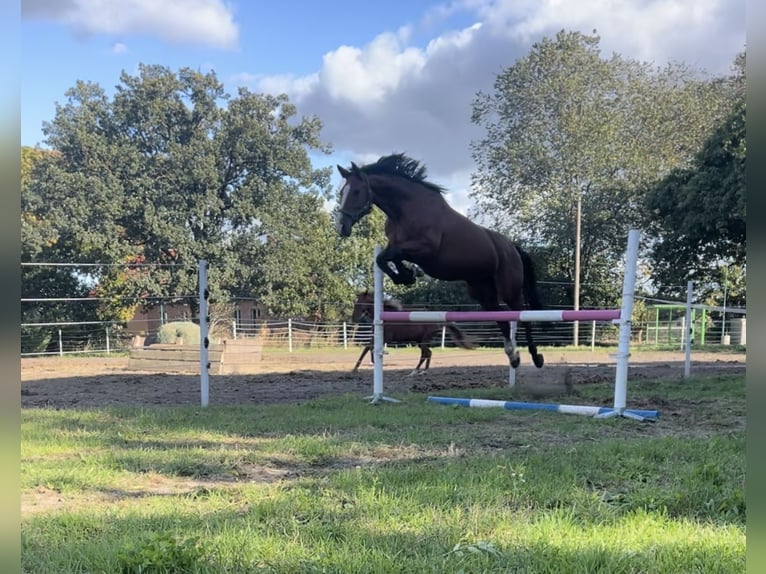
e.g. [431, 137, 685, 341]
[21, 348, 745, 409]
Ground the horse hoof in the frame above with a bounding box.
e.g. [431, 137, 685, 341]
[533, 354, 544, 368]
[510, 356, 520, 369]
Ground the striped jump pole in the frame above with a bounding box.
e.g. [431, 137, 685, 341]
[379, 308, 622, 323]
[426, 396, 659, 420]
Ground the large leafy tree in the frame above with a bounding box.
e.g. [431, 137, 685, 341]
[232, 190, 384, 321]
[22, 146, 95, 351]
[645, 55, 746, 306]
[22, 64, 334, 319]
[470, 31, 739, 312]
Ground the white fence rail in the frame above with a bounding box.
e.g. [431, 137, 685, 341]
[21, 311, 746, 358]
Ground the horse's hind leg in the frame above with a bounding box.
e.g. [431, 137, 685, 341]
[506, 325, 521, 369]
[467, 282, 520, 368]
[352, 345, 371, 373]
[508, 292, 544, 368]
[522, 322, 544, 368]
[410, 345, 431, 376]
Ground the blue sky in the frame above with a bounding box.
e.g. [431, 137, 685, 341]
[22, 0, 746, 213]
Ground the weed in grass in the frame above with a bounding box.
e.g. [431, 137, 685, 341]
[116, 532, 212, 573]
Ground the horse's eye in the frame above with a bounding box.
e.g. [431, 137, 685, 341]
[352, 188, 359, 196]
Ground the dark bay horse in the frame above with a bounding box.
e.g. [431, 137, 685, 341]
[351, 291, 473, 375]
[336, 153, 544, 369]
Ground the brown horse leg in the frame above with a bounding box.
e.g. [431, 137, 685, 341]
[352, 345, 371, 372]
[376, 247, 417, 285]
[467, 282, 520, 368]
[508, 288, 544, 368]
[410, 345, 432, 376]
[522, 323, 545, 368]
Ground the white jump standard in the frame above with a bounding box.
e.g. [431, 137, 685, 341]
[369, 229, 658, 421]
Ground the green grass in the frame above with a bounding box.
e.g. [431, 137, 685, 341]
[22, 374, 745, 573]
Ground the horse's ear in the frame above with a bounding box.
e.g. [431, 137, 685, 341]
[337, 164, 351, 178]
[350, 161, 361, 175]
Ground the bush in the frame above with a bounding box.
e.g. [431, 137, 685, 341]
[157, 321, 201, 345]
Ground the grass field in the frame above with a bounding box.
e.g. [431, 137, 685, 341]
[22, 373, 745, 573]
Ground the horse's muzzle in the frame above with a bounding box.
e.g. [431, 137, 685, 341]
[336, 219, 353, 237]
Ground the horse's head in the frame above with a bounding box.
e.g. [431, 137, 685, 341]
[335, 162, 373, 237]
[351, 291, 374, 322]
[352, 291, 403, 323]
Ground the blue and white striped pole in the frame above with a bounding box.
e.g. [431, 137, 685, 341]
[427, 396, 659, 421]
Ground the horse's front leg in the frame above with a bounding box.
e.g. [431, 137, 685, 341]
[376, 246, 417, 285]
[497, 320, 521, 368]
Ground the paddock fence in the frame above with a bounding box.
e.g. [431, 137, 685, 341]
[21, 301, 746, 358]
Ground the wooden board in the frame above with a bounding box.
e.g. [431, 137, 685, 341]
[127, 344, 224, 373]
[127, 340, 263, 374]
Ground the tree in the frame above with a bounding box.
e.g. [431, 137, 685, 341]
[22, 146, 96, 352]
[22, 64, 334, 319]
[645, 58, 746, 306]
[470, 31, 740, 318]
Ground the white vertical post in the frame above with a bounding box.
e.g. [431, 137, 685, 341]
[369, 247, 400, 404]
[288, 318, 293, 352]
[721, 266, 728, 341]
[684, 281, 693, 378]
[441, 326, 446, 349]
[343, 321, 348, 349]
[590, 320, 596, 352]
[508, 321, 517, 387]
[372, 247, 385, 401]
[198, 260, 210, 407]
[680, 316, 686, 351]
[58, 329, 63, 356]
[232, 320, 237, 340]
[105, 326, 111, 354]
[612, 229, 640, 415]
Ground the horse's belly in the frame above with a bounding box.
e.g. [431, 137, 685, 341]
[418, 259, 494, 282]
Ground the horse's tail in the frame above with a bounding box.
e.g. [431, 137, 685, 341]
[516, 245, 544, 311]
[444, 323, 475, 349]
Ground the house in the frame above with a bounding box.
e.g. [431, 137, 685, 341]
[125, 297, 270, 336]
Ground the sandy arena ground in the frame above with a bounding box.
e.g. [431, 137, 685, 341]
[21, 347, 746, 409]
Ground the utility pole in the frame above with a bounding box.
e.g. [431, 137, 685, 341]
[573, 191, 582, 346]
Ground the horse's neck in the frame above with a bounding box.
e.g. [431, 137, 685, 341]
[370, 177, 446, 221]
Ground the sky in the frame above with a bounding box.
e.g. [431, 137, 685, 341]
[21, 0, 746, 215]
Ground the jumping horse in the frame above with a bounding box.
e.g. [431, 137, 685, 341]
[336, 153, 544, 369]
[351, 291, 473, 375]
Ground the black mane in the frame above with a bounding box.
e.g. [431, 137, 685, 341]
[360, 153, 446, 194]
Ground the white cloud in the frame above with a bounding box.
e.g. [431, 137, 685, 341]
[319, 32, 427, 108]
[256, 73, 320, 101]
[25, 1, 743, 220]
[111, 42, 127, 54]
[22, 0, 239, 50]
[479, 0, 743, 73]
[256, 0, 744, 214]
